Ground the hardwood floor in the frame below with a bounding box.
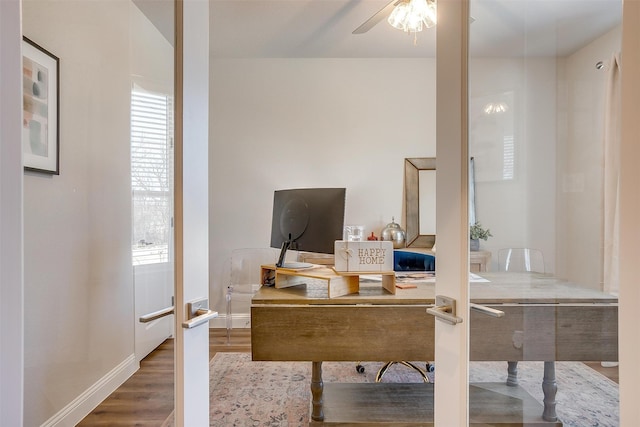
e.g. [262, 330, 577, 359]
[78, 328, 618, 426]
[78, 329, 251, 426]
[585, 361, 619, 383]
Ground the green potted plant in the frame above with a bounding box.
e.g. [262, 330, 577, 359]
[470, 222, 492, 251]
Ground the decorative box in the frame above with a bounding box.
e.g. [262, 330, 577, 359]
[334, 240, 394, 272]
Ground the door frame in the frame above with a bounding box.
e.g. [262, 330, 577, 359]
[0, 0, 24, 425]
[619, 0, 640, 423]
[434, 0, 470, 424]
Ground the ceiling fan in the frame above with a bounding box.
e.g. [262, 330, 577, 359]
[352, 0, 403, 34]
[352, 0, 436, 35]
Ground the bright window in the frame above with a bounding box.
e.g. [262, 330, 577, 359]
[131, 88, 173, 265]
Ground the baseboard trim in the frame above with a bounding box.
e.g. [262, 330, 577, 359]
[41, 354, 138, 427]
[209, 313, 250, 329]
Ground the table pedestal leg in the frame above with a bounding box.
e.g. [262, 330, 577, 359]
[311, 361, 324, 421]
[507, 361, 519, 386]
[542, 361, 558, 422]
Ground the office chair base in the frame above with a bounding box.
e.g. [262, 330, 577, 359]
[375, 361, 430, 383]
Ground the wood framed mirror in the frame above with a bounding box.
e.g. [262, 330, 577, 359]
[405, 157, 436, 248]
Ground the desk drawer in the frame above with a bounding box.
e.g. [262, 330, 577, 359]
[251, 304, 434, 362]
[470, 304, 618, 361]
[251, 303, 618, 362]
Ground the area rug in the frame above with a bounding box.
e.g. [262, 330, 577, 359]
[163, 353, 618, 426]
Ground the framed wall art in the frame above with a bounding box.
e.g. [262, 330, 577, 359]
[22, 36, 59, 174]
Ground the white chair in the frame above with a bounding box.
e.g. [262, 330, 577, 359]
[498, 248, 545, 273]
[225, 248, 280, 344]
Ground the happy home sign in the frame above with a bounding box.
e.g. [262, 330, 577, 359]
[334, 240, 394, 272]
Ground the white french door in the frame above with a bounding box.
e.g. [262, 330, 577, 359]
[449, 0, 634, 425]
[166, 0, 640, 425]
[173, 0, 213, 426]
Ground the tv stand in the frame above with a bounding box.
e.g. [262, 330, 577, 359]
[275, 239, 292, 268]
[279, 261, 314, 269]
[275, 239, 315, 269]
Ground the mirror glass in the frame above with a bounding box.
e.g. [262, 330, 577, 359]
[419, 170, 436, 235]
[469, 157, 476, 225]
[404, 157, 436, 248]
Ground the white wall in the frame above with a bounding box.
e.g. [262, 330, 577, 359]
[469, 58, 558, 273]
[131, 8, 174, 94]
[209, 58, 437, 313]
[209, 56, 564, 317]
[556, 26, 621, 290]
[209, 39, 620, 321]
[22, 1, 138, 425]
[468, 27, 621, 282]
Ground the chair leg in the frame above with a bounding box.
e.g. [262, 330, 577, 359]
[225, 286, 232, 345]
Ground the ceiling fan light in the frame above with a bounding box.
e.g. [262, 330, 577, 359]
[405, 16, 423, 33]
[412, 0, 437, 28]
[423, 0, 437, 28]
[406, 0, 426, 31]
[388, 0, 437, 34]
[388, 2, 411, 31]
[409, 0, 429, 16]
[483, 102, 509, 115]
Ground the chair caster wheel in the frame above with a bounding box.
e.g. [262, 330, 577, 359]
[426, 363, 435, 372]
[356, 364, 365, 374]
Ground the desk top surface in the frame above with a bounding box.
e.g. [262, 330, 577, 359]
[252, 271, 617, 305]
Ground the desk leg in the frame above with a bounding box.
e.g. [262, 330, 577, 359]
[542, 361, 558, 422]
[311, 361, 324, 421]
[507, 361, 519, 386]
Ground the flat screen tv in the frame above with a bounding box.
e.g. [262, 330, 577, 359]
[270, 188, 346, 268]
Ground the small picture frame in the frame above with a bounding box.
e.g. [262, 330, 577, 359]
[22, 36, 59, 174]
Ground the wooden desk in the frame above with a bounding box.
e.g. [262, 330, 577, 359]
[251, 272, 618, 425]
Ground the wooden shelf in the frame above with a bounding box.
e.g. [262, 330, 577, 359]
[261, 264, 395, 298]
[311, 382, 562, 426]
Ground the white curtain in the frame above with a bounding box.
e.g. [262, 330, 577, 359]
[603, 52, 621, 296]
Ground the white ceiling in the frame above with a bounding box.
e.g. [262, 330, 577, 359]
[210, 0, 621, 58]
[135, 0, 622, 58]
